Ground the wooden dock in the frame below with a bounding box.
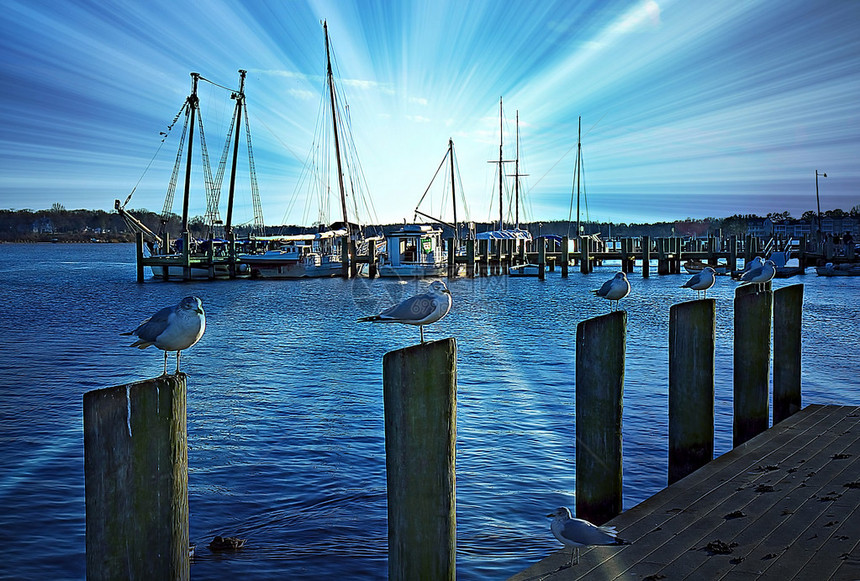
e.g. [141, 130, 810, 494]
[509, 404, 860, 580]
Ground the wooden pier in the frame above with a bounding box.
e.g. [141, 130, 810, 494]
[509, 404, 860, 580]
[134, 231, 847, 282]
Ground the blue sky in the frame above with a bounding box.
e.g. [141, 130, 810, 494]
[1, 0, 858, 226]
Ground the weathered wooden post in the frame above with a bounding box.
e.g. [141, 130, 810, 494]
[478, 239, 489, 276]
[576, 312, 625, 525]
[537, 236, 546, 281]
[227, 230, 237, 278]
[729, 235, 738, 274]
[669, 300, 715, 484]
[446, 238, 456, 278]
[181, 230, 191, 281]
[349, 240, 359, 278]
[465, 239, 475, 277]
[384, 339, 457, 581]
[135, 231, 145, 283]
[733, 284, 773, 447]
[773, 284, 803, 424]
[368, 238, 378, 279]
[580, 235, 590, 274]
[561, 235, 569, 278]
[641, 235, 650, 277]
[84, 375, 189, 581]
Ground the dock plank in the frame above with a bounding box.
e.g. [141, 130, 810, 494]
[507, 405, 860, 581]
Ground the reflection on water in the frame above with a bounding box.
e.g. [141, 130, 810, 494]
[0, 243, 857, 580]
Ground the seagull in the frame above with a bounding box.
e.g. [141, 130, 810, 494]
[680, 266, 716, 298]
[122, 296, 206, 375]
[358, 280, 452, 343]
[739, 259, 776, 291]
[547, 507, 629, 567]
[591, 272, 630, 311]
[737, 256, 764, 279]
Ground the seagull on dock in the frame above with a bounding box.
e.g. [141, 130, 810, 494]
[739, 259, 776, 291]
[680, 266, 716, 298]
[591, 272, 630, 311]
[122, 296, 206, 375]
[357, 280, 452, 343]
[548, 507, 629, 567]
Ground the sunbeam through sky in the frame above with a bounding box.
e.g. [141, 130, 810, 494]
[0, 0, 857, 225]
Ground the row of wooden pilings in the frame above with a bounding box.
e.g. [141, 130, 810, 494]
[84, 283, 802, 580]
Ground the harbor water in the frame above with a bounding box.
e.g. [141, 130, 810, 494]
[0, 243, 857, 580]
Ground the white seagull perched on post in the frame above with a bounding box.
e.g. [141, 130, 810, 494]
[122, 296, 206, 375]
[591, 272, 630, 311]
[547, 507, 629, 567]
[739, 259, 776, 291]
[680, 266, 716, 298]
[358, 280, 452, 343]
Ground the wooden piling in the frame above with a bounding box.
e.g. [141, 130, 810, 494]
[576, 311, 625, 525]
[368, 238, 378, 279]
[84, 375, 189, 581]
[135, 231, 145, 283]
[478, 239, 489, 276]
[580, 235, 590, 274]
[668, 299, 715, 484]
[733, 285, 773, 447]
[642, 235, 650, 278]
[383, 339, 456, 581]
[181, 230, 191, 281]
[537, 237, 546, 281]
[560, 236, 569, 278]
[773, 284, 803, 424]
[466, 239, 475, 277]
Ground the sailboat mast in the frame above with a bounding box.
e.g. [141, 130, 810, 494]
[181, 72, 200, 233]
[324, 21, 350, 236]
[575, 116, 582, 237]
[224, 69, 246, 235]
[449, 138, 458, 243]
[498, 97, 504, 230]
[515, 110, 520, 229]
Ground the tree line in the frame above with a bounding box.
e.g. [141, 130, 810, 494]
[1, 204, 857, 243]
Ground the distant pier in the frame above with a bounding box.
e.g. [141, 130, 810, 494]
[134, 231, 852, 282]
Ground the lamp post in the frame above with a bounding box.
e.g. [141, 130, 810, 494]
[815, 170, 827, 242]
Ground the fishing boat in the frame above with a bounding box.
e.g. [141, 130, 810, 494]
[238, 228, 347, 278]
[816, 263, 860, 276]
[683, 259, 730, 275]
[116, 69, 266, 281]
[377, 224, 448, 278]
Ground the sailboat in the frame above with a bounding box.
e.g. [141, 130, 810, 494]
[116, 69, 264, 280]
[377, 139, 464, 278]
[239, 21, 376, 278]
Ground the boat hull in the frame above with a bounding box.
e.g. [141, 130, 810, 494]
[376, 263, 448, 278]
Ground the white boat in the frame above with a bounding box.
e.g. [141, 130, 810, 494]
[377, 224, 448, 278]
[239, 229, 346, 278]
[683, 259, 730, 275]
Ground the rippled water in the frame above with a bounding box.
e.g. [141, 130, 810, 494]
[0, 243, 857, 580]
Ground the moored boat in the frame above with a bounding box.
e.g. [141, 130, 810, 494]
[683, 259, 730, 275]
[239, 229, 347, 278]
[377, 224, 447, 278]
[816, 263, 860, 276]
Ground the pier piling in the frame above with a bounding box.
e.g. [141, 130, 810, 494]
[383, 339, 457, 581]
[537, 237, 546, 281]
[733, 284, 773, 447]
[668, 299, 715, 484]
[576, 312, 625, 525]
[84, 375, 189, 581]
[135, 231, 145, 283]
[773, 284, 803, 423]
